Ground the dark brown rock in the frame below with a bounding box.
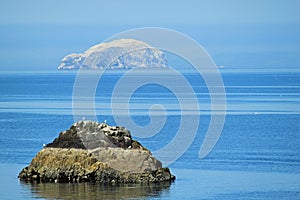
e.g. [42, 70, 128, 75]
[46, 125, 85, 149]
[46, 121, 147, 150]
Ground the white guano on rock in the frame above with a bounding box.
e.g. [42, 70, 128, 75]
[58, 39, 168, 70]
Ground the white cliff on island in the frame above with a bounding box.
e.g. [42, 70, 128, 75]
[58, 39, 168, 70]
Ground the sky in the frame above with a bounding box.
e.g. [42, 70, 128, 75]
[0, 0, 299, 70]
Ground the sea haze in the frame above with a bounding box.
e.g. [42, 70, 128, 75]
[0, 69, 299, 115]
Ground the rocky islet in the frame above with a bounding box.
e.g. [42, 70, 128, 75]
[18, 121, 175, 183]
[57, 39, 168, 70]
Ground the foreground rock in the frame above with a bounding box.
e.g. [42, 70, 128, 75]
[58, 39, 168, 70]
[18, 121, 175, 183]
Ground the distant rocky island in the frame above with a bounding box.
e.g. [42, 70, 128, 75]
[18, 121, 175, 183]
[58, 39, 168, 70]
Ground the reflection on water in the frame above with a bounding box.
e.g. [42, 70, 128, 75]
[1, 165, 299, 200]
[20, 181, 172, 200]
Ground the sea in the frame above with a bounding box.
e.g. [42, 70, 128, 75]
[0, 68, 299, 199]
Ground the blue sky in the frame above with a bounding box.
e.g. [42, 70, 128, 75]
[1, 0, 299, 25]
[0, 0, 299, 70]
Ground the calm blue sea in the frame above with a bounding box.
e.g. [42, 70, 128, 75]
[0, 69, 299, 199]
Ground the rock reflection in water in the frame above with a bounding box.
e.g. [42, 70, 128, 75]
[21, 181, 172, 199]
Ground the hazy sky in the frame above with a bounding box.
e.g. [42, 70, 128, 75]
[1, 0, 299, 25]
[0, 0, 299, 70]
